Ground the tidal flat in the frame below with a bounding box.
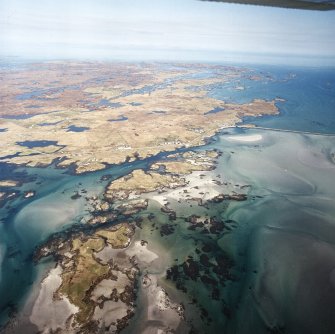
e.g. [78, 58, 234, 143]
[1, 63, 335, 333]
[1, 128, 334, 333]
[214, 129, 335, 334]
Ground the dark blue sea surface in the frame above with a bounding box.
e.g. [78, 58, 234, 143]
[209, 66, 335, 134]
[0, 64, 335, 333]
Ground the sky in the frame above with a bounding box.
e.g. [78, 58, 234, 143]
[0, 0, 335, 65]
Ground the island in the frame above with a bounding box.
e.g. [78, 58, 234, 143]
[30, 146, 252, 333]
[0, 62, 279, 174]
[0, 62, 287, 333]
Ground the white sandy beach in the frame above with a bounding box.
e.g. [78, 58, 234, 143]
[126, 240, 159, 263]
[93, 300, 128, 329]
[151, 170, 221, 206]
[29, 266, 78, 333]
[227, 134, 263, 142]
[91, 273, 129, 302]
[142, 274, 183, 333]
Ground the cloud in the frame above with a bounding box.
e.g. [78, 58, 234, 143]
[0, 0, 334, 64]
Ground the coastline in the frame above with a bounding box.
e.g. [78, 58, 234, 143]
[1, 62, 335, 333]
[2, 128, 335, 333]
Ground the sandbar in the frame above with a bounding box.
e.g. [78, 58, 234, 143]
[227, 134, 263, 142]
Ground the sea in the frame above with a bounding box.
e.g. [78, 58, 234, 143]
[0, 64, 335, 333]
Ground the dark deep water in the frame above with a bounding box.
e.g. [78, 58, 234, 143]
[210, 66, 335, 134]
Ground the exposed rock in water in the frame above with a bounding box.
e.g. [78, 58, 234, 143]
[23, 190, 36, 199]
[209, 193, 247, 203]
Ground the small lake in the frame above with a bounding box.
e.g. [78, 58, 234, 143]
[67, 125, 90, 132]
[109, 115, 128, 122]
[16, 140, 59, 149]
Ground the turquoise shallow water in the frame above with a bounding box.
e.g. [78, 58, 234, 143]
[0, 147, 192, 325]
[1, 129, 335, 332]
[211, 129, 335, 333]
[121, 128, 335, 334]
[0, 65, 335, 332]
